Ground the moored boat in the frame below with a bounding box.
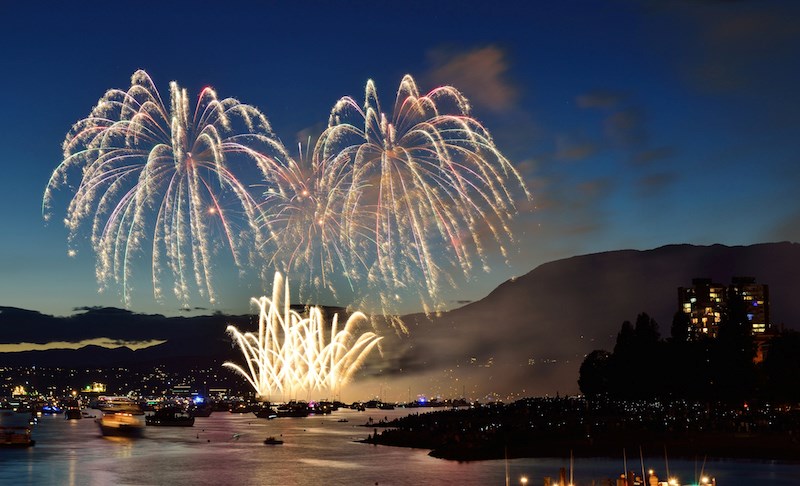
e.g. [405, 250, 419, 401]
[263, 436, 284, 445]
[254, 407, 278, 419]
[64, 407, 82, 420]
[229, 402, 257, 413]
[64, 399, 82, 420]
[189, 405, 213, 417]
[145, 407, 194, 427]
[276, 400, 310, 418]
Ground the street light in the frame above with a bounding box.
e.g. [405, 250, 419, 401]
[520, 476, 528, 486]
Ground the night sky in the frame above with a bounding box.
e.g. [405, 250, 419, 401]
[1, 0, 799, 319]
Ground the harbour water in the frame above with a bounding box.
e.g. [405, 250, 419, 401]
[2, 408, 799, 485]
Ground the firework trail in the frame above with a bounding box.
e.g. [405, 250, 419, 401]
[223, 272, 383, 400]
[316, 75, 530, 320]
[43, 70, 291, 306]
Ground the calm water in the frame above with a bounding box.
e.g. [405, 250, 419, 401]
[2, 408, 799, 485]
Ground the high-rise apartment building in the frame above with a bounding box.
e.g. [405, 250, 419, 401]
[729, 276, 770, 334]
[677, 277, 770, 339]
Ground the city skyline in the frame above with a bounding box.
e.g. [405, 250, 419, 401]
[1, 1, 799, 321]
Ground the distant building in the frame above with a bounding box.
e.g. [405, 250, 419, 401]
[729, 276, 770, 334]
[678, 278, 726, 339]
[678, 277, 770, 339]
[171, 385, 192, 396]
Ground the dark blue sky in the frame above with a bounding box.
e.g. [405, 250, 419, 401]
[1, 0, 798, 317]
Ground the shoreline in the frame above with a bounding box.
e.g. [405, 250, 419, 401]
[355, 398, 800, 463]
[361, 431, 800, 462]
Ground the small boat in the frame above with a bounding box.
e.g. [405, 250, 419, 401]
[0, 409, 35, 447]
[64, 407, 82, 420]
[40, 404, 63, 415]
[254, 407, 278, 419]
[96, 412, 145, 437]
[229, 402, 257, 413]
[64, 400, 82, 420]
[0, 426, 35, 447]
[263, 436, 284, 445]
[146, 407, 194, 427]
[276, 401, 310, 418]
[337, 418, 349, 423]
[189, 405, 213, 417]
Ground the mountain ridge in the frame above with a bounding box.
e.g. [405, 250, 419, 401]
[2, 242, 798, 396]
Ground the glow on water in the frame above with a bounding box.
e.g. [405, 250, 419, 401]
[3, 411, 799, 486]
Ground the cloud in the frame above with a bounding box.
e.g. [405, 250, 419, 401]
[178, 306, 208, 312]
[427, 46, 518, 112]
[0, 337, 166, 352]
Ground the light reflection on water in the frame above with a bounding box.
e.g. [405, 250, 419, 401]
[1, 409, 799, 485]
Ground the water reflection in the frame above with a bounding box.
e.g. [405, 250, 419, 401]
[4, 411, 799, 485]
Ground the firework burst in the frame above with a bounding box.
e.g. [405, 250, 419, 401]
[223, 272, 383, 400]
[45, 72, 530, 322]
[43, 70, 291, 306]
[317, 75, 530, 317]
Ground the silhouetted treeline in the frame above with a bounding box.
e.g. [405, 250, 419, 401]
[366, 397, 800, 461]
[579, 292, 800, 403]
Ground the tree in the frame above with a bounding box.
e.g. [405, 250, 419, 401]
[670, 310, 690, 343]
[613, 320, 635, 355]
[578, 350, 612, 398]
[761, 331, 800, 402]
[634, 312, 660, 344]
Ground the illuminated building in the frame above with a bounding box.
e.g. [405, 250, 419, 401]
[678, 277, 770, 340]
[729, 276, 770, 334]
[678, 278, 727, 339]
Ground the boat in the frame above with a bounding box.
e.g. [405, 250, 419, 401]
[0, 409, 35, 447]
[145, 407, 194, 427]
[229, 402, 257, 413]
[337, 418, 349, 423]
[189, 405, 213, 417]
[254, 407, 278, 419]
[64, 399, 82, 420]
[0, 426, 35, 447]
[263, 436, 284, 445]
[39, 403, 63, 415]
[309, 402, 332, 415]
[96, 396, 143, 414]
[64, 407, 82, 420]
[276, 401, 310, 418]
[96, 412, 144, 437]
